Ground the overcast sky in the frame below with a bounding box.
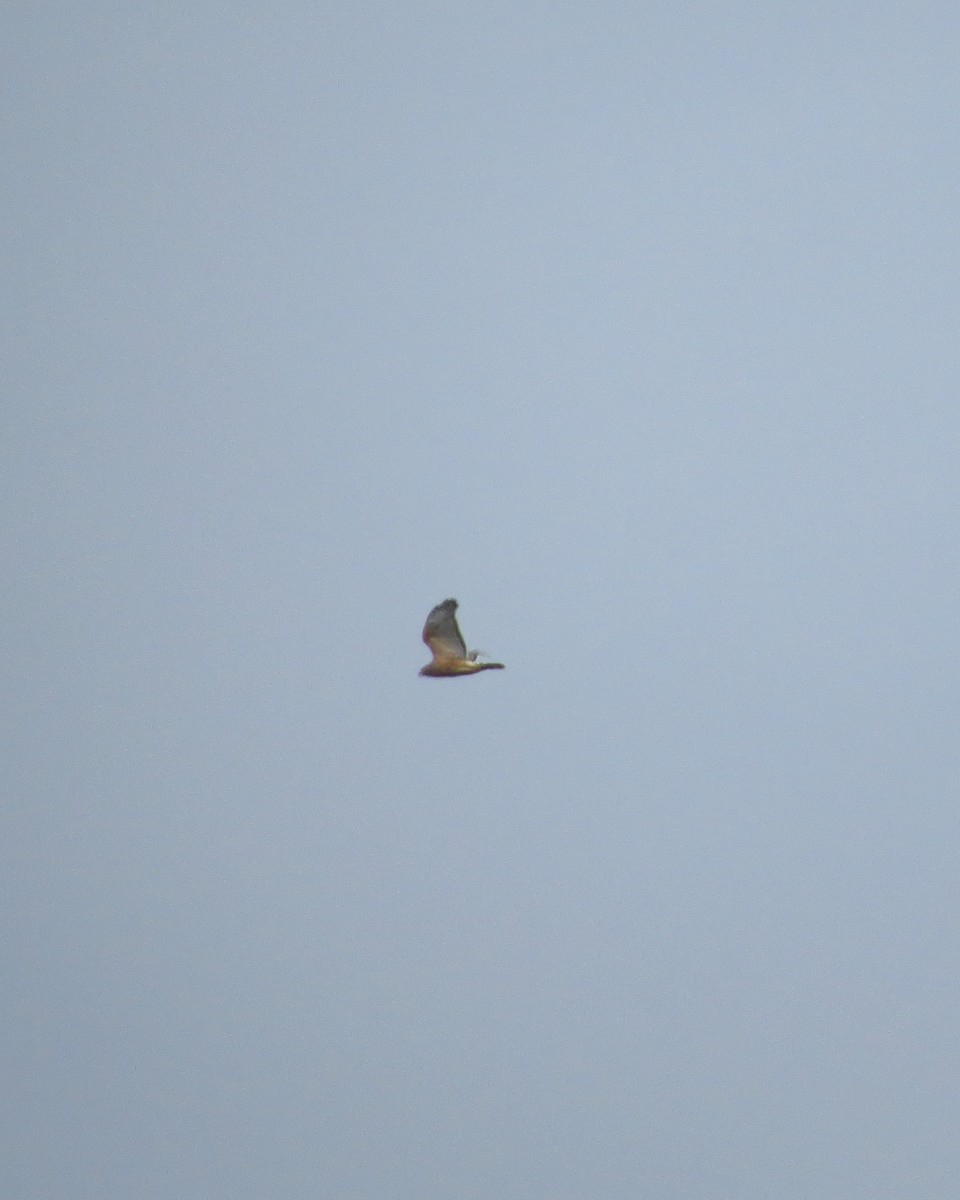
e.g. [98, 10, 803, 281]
[5, 4, 960, 1198]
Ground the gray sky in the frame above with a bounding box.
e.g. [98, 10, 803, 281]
[5, 4, 960, 1197]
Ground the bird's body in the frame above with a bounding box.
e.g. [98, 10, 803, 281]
[419, 598, 504, 677]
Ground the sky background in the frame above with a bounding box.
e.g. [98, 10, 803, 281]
[5, 3, 960, 1197]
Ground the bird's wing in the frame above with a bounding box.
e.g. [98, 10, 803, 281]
[422, 598, 467, 661]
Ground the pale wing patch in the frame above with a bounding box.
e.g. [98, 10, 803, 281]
[422, 598, 467, 661]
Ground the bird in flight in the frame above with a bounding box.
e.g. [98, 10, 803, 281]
[419, 598, 505, 677]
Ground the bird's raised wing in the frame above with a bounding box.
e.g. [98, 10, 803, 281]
[422, 598, 467, 662]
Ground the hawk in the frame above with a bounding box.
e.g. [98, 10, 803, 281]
[419, 598, 505, 677]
